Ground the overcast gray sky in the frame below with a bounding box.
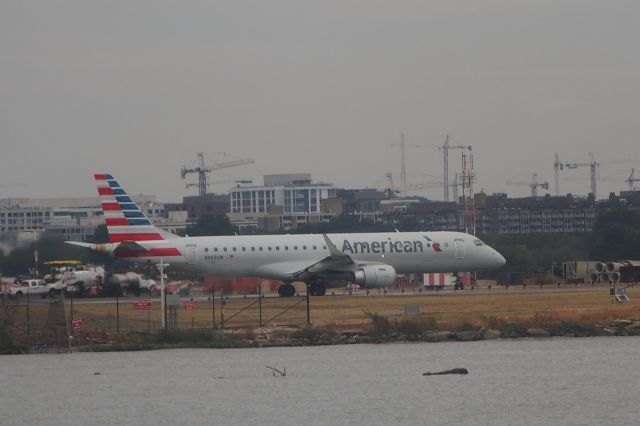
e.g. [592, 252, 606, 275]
[1, 1, 639, 202]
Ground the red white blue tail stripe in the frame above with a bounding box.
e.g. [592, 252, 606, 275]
[94, 173, 168, 242]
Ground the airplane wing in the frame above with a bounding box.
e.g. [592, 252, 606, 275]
[253, 235, 356, 281]
[291, 234, 356, 279]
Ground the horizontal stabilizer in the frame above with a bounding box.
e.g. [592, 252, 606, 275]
[65, 241, 95, 249]
[65, 240, 151, 257]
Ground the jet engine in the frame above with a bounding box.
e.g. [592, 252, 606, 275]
[352, 264, 397, 288]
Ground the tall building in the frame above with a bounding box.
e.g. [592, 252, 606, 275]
[228, 174, 338, 231]
[384, 193, 601, 234]
[0, 195, 176, 244]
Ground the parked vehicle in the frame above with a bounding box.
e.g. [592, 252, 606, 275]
[45, 281, 67, 297]
[138, 276, 157, 295]
[9, 279, 50, 298]
[62, 266, 105, 297]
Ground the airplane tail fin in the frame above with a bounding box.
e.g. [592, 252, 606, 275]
[95, 174, 173, 243]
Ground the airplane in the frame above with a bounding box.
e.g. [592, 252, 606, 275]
[67, 174, 506, 297]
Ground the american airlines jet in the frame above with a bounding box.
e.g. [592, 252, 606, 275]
[68, 174, 506, 296]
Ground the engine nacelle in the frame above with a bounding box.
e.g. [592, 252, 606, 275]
[352, 265, 397, 288]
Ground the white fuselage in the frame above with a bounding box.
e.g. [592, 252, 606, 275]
[128, 231, 505, 281]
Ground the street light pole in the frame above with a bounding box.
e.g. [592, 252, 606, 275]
[156, 258, 170, 330]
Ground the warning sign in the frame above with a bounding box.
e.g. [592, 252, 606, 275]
[133, 300, 153, 310]
[72, 319, 83, 331]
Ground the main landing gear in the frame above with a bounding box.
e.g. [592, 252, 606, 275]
[277, 282, 327, 297]
[309, 282, 326, 296]
[277, 283, 296, 297]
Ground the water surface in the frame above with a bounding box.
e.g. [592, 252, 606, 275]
[1, 337, 638, 426]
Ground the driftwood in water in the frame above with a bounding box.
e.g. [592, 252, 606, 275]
[266, 365, 286, 376]
[423, 368, 468, 376]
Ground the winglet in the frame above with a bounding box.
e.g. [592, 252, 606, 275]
[292, 235, 353, 279]
[322, 234, 342, 257]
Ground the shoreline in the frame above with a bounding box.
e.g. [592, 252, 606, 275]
[3, 286, 640, 354]
[5, 315, 639, 354]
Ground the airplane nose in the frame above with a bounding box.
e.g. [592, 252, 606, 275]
[494, 251, 506, 266]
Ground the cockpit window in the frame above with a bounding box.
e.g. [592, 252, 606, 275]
[474, 239, 484, 246]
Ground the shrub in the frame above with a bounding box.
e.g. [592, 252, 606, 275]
[396, 319, 424, 341]
[291, 325, 321, 342]
[486, 317, 527, 338]
[563, 321, 598, 337]
[0, 328, 27, 354]
[425, 316, 440, 331]
[497, 322, 528, 338]
[456, 320, 477, 332]
[80, 329, 247, 351]
[364, 311, 394, 337]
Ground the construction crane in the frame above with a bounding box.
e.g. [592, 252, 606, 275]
[383, 173, 400, 198]
[439, 135, 471, 202]
[553, 153, 561, 196]
[559, 152, 599, 198]
[400, 134, 406, 197]
[406, 180, 462, 201]
[383, 171, 457, 200]
[181, 152, 255, 196]
[461, 150, 476, 234]
[627, 168, 640, 191]
[452, 174, 460, 202]
[208, 178, 254, 187]
[506, 173, 550, 197]
[389, 135, 434, 197]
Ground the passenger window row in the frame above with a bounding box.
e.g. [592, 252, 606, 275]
[203, 245, 327, 253]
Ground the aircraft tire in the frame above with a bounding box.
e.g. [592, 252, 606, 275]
[278, 283, 296, 297]
[309, 283, 326, 296]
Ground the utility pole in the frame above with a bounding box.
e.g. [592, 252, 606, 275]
[439, 136, 471, 202]
[156, 258, 169, 330]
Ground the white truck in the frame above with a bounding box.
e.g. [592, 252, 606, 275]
[9, 279, 51, 298]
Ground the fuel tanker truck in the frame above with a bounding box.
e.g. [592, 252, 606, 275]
[106, 272, 156, 296]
